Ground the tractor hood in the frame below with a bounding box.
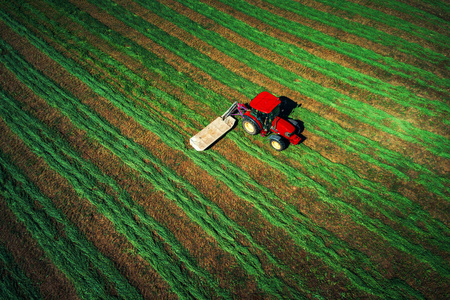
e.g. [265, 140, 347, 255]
[274, 117, 296, 136]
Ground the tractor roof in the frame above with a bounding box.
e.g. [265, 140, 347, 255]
[249, 92, 280, 114]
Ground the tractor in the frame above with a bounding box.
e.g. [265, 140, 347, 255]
[190, 91, 303, 151]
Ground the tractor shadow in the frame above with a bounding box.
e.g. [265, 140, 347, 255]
[279, 96, 307, 143]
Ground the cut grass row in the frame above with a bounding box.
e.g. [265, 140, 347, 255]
[0, 32, 317, 299]
[96, 0, 450, 165]
[216, 0, 450, 89]
[0, 242, 41, 300]
[353, 0, 450, 30]
[255, 0, 449, 61]
[0, 66, 232, 300]
[311, 0, 450, 48]
[0, 148, 140, 299]
[3, 1, 450, 298]
[20, 0, 449, 269]
[4, 4, 450, 298]
[0, 10, 390, 298]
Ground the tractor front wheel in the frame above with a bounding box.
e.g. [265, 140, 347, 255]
[242, 117, 261, 135]
[269, 135, 287, 151]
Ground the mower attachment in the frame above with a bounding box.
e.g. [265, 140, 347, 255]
[190, 102, 239, 151]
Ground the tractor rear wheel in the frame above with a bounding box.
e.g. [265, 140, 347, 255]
[269, 135, 287, 151]
[242, 117, 261, 135]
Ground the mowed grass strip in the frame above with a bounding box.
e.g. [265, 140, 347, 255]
[0, 242, 41, 300]
[100, 0, 450, 176]
[0, 149, 137, 299]
[37, 0, 448, 276]
[252, 0, 448, 64]
[0, 49, 230, 300]
[9, 1, 446, 298]
[216, 0, 450, 89]
[349, 0, 450, 32]
[83, 0, 450, 239]
[173, 0, 448, 124]
[293, 0, 450, 50]
[0, 194, 79, 299]
[0, 4, 394, 298]
[0, 22, 312, 298]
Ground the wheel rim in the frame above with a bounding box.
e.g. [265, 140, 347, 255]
[244, 122, 255, 133]
[271, 140, 282, 150]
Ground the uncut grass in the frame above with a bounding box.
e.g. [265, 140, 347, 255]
[0, 27, 316, 298]
[48, 0, 450, 260]
[214, 0, 449, 90]
[0, 150, 137, 299]
[0, 73, 179, 299]
[4, 1, 450, 298]
[0, 240, 42, 299]
[0, 58, 261, 299]
[0, 8, 380, 298]
[85, 0, 450, 232]
[162, 0, 448, 138]
[7, 4, 446, 300]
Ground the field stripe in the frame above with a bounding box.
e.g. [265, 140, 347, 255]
[0, 6, 388, 298]
[41, 0, 449, 265]
[9, 2, 446, 300]
[85, 0, 448, 196]
[107, 0, 450, 168]
[354, 0, 450, 29]
[258, 0, 448, 61]
[216, 0, 450, 89]
[309, 0, 449, 49]
[0, 26, 314, 298]
[0, 70, 229, 300]
[0, 149, 138, 300]
[0, 242, 41, 300]
[2, 1, 446, 298]
[176, 0, 448, 119]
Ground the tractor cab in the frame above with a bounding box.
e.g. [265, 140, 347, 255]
[249, 92, 281, 131]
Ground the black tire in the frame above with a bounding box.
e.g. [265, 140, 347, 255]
[242, 116, 261, 135]
[269, 135, 287, 151]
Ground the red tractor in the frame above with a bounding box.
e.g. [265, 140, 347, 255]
[190, 92, 303, 151]
[241, 91, 303, 151]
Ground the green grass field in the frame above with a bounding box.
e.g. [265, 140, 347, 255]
[0, 0, 448, 299]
